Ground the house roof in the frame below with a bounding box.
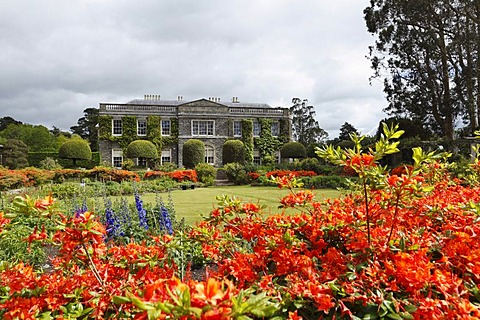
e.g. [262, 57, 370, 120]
[126, 98, 275, 109]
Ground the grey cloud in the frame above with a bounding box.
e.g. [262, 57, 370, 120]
[0, 0, 387, 137]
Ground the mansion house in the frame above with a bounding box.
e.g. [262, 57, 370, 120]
[98, 95, 291, 168]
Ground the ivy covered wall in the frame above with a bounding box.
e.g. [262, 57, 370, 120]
[255, 118, 282, 165]
[241, 119, 254, 164]
[98, 115, 179, 165]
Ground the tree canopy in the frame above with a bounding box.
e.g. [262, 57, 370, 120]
[338, 122, 360, 141]
[58, 139, 92, 167]
[0, 123, 58, 152]
[2, 139, 29, 169]
[70, 108, 99, 151]
[290, 98, 328, 146]
[364, 0, 480, 141]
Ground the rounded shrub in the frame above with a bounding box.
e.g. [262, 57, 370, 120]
[183, 139, 205, 169]
[126, 140, 158, 160]
[280, 142, 306, 160]
[58, 140, 92, 167]
[195, 163, 217, 186]
[222, 140, 245, 164]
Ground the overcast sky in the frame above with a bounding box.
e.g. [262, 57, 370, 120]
[0, 0, 387, 139]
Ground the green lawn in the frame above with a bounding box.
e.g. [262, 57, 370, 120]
[134, 186, 342, 224]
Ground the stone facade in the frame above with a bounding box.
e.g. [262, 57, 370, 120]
[98, 96, 291, 168]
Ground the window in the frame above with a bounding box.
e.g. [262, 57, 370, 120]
[192, 120, 214, 136]
[162, 119, 171, 136]
[253, 121, 261, 137]
[233, 121, 242, 137]
[271, 121, 279, 137]
[112, 149, 123, 168]
[161, 149, 171, 164]
[137, 119, 147, 136]
[137, 158, 147, 167]
[112, 119, 122, 136]
[275, 150, 281, 163]
[253, 149, 261, 165]
[205, 145, 215, 164]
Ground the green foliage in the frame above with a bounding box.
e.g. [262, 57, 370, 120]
[126, 140, 158, 160]
[223, 162, 255, 185]
[302, 175, 352, 189]
[194, 163, 216, 186]
[146, 116, 161, 148]
[3, 139, 29, 169]
[39, 157, 63, 170]
[98, 115, 113, 140]
[58, 140, 92, 166]
[222, 140, 245, 164]
[279, 118, 291, 143]
[0, 123, 58, 152]
[70, 108, 99, 152]
[28, 152, 99, 169]
[183, 139, 205, 169]
[364, 0, 475, 140]
[255, 118, 282, 166]
[280, 141, 306, 159]
[241, 119, 254, 164]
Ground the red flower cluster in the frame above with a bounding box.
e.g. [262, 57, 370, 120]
[266, 170, 317, 178]
[1, 169, 480, 318]
[247, 172, 260, 180]
[144, 169, 198, 182]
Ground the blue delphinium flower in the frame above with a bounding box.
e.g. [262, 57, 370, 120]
[160, 206, 173, 235]
[135, 191, 149, 230]
[104, 198, 120, 239]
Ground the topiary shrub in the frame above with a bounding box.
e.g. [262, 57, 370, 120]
[126, 140, 158, 164]
[222, 140, 245, 164]
[58, 140, 92, 167]
[280, 142, 306, 160]
[183, 139, 205, 169]
[195, 163, 217, 186]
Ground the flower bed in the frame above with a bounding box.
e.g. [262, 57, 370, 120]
[0, 125, 478, 319]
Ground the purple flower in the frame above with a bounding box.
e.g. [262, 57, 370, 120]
[160, 206, 173, 235]
[135, 192, 149, 230]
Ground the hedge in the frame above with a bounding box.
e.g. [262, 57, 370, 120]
[28, 152, 100, 169]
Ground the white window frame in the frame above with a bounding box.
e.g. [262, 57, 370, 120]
[161, 149, 172, 164]
[205, 145, 215, 164]
[112, 119, 122, 136]
[112, 149, 123, 168]
[253, 149, 261, 165]
[271, 121, 279, 137]
[233, 121, 242, 137]
[136, 158, 147, 167]
[192, 120, 215, 136]
[137, 119, 147, 136]
[253, 121, 261, 137]
[161, 119, 171, 136]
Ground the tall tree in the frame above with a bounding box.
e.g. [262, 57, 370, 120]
[3, 139, 29, 169]
[70, 108, 99, 151]
[364, 0, 480, 141]
[338, 122, 360, 141]
[290, 98, 328, 146]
